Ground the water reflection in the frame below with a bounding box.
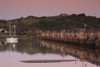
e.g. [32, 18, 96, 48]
[39, 40, 100, 66]
[0, 37, 100, 67]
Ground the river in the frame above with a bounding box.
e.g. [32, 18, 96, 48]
[0, 37, 99, 67]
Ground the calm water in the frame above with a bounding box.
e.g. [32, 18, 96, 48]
[0, 37, 99, 67]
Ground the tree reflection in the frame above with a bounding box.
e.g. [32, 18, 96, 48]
[0, 38, 100, 66]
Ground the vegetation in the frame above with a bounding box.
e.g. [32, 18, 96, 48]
[0, 13, 100, 35]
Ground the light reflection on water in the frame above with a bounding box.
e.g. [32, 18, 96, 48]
[0, 37, 99, 67]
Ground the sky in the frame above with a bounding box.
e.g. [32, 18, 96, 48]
[0, 0, 100, 20]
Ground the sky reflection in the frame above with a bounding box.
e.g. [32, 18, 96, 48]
[0, 38, 99, 67]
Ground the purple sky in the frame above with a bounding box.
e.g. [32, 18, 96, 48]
[0, 0, 100, 20]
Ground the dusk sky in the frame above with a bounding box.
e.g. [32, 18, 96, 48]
[0, 0, 100, 20]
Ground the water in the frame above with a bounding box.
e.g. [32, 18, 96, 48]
[0, 37, 99, 67]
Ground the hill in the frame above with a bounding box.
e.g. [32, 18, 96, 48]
[0, 13, 100, 35]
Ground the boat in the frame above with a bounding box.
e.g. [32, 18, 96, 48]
[6, 22, 18, 44]
[21, 59, 77, 63]
[6, 36, 18, 44]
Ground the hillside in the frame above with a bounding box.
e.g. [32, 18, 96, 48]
[0, 13, 100, 35]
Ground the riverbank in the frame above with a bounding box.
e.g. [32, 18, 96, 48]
[38, 29, 100, 48]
